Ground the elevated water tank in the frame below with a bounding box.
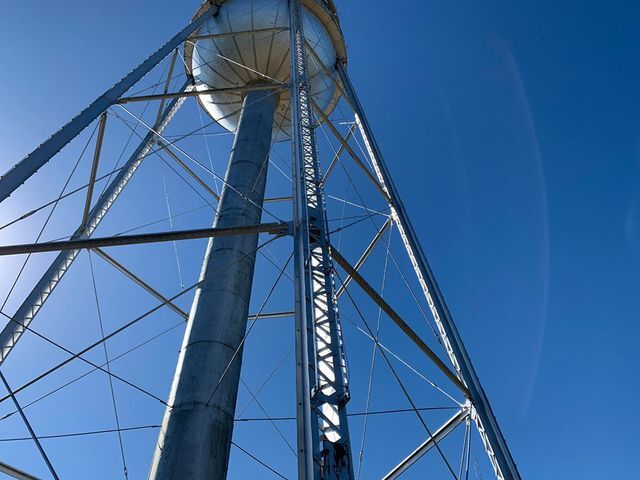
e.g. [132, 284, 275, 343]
[185, 0, 347, 140]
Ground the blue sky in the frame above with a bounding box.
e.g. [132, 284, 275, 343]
[0, 1, 639, 479]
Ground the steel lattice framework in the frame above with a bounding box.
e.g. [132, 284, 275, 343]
[290, 0, 353, 477]
[0, 1, 521, 479]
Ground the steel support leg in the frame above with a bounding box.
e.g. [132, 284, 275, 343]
[0, 461, 41, 480]
[0, 84, 189, 366]
[289, 2, 354, 479]
[336, 62, 521, 480]
[149, 88, 276, 480]
[0, 5, 216, 204]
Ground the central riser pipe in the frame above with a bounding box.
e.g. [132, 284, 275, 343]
[149, 89, 276, 480]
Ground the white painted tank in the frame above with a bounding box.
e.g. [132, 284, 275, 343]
[185, 0, 346, 140]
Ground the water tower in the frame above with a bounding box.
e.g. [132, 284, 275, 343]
[149, 1, 349, 478]
[0, 1, 521, 479]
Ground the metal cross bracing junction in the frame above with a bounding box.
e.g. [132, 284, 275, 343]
[0, 1, 522, 479]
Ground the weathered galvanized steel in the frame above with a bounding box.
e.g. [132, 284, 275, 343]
[149, 88, 276, 480]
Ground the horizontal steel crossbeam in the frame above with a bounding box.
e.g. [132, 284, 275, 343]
[0, 222, 290, 256]
[116, 83, 287, 105]
[248, 311, 294, 320]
